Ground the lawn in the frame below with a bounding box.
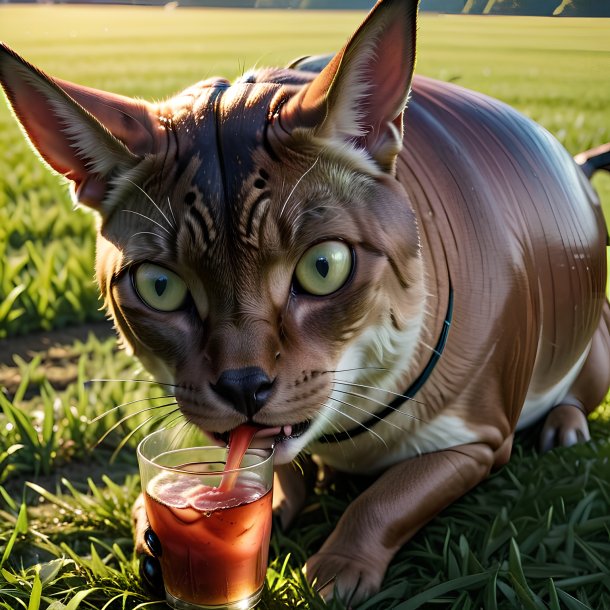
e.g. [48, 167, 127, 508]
[0, 5, 609, 609]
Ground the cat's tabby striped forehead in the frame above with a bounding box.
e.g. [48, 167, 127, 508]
[102, 70, 383, 279]
[1, 0, 425, 459]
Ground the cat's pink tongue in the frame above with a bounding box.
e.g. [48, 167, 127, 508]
[219, 424, 259, 491]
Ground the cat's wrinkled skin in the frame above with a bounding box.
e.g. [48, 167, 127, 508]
[1, 0, 609, 604]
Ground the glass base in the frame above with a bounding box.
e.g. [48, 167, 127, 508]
[165, 586, 263, 610]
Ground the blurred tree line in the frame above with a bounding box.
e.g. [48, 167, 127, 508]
[220, 0, 609, 14]
[419, 0, 610, 16]
[8, 0, 610, 16]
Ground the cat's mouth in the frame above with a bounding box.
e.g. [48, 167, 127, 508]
[212, 420, 311, 446]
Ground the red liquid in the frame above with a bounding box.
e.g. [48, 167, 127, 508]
[145, 480, 272, 606]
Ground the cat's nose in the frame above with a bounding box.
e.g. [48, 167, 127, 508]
[210, 367, 275, 418]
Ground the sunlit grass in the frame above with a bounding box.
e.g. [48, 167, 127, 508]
[1, 341, 609, 609]
[0, 7, 609, 337]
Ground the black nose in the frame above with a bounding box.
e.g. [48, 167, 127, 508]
[210, 367, 274, 418]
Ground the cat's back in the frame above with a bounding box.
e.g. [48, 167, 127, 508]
[399, 74, 603, 248]
[397, 75, 607, 424]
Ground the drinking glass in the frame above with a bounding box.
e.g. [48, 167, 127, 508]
[137, 427, 274, 610]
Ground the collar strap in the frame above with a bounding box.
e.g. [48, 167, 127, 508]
[317, 285, 453, 445]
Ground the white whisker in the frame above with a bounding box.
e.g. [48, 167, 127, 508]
[96, 401, 179, 447]
[316, 405, 356, 448]
[328, 393, 405, 432]
[331, 387, 423, 423]
[161, 411, 187, 432]
[111, 408, 181, 460]
[121, 210, 173, 236]
[332, 379, 426, 407]
[282, 195, 305, 226]
[168, 419, 195, 447]
[420, 339, 443, 357]
[167, 195, 178, 228]
[121, 177, 176, 231]
[279, 156, 320, 220]
[87, 378, 178, 388]
[89, 394, 176, 424]
[322, 403, 388, 448]
[323, 366, 387, 374]
[131, 231, 164, 241]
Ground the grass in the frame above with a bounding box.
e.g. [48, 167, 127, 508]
[1, 7, 610, 338]
[0, 5, 609, 609]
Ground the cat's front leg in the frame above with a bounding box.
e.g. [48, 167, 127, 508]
[273, 455, 317, 529]
[132, 493, 165, 596]
[306, 442, 504, 605]
[132, 492, 150, 557]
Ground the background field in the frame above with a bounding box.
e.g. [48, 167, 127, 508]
[0, 6, 609, 610]
[1, 6, 609, 339]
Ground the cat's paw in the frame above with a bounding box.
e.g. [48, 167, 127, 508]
[272, 476, 308, 530]
[132, 493, 164, 597]
[272, 494, 302, 531]
[139, 536, 164, 598]
[132, 492, 152, 556]
[272, 460, 317, 530]
[539, 402, 590, 452]
[305, 550, 386, 607]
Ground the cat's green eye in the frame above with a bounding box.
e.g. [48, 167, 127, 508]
[134, 263, 188, 312]
[295, 241, 353, 296]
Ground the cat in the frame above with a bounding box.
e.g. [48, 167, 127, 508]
[1, 0, 609, 604]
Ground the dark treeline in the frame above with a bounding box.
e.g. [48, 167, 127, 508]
[5, 0, 610, 16]
[419, 0, 610, 16]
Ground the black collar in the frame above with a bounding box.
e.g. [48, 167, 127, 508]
[317, 285, 453, 444]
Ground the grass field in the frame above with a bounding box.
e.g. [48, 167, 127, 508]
[0, 5, 610, 609]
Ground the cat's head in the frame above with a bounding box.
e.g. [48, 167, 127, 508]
[0, 0, 425, 463]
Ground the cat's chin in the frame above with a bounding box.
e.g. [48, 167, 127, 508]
[271, 436, 309, 465]
[265, 425, 315, 464]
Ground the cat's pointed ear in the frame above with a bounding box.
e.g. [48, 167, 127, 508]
[0, 43, 159, 212]
[279, 0, 417, 173]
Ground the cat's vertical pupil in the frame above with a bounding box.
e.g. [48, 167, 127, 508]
[316, 257, 329, 278]
[155, 277, 168, 296]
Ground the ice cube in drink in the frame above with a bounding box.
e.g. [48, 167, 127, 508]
[145, 469, 272, 607]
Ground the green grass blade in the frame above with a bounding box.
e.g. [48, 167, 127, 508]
[483, 567, 499, 610]
[507, 538, 546, 610]
[25, 482, 78, 514]
[556, 589, 596, 610]
[548, 579, 561, 610]
[0, 484, 19, 511]
[393, 573, 490, 609]
[65, 589, 97, 610]
[26, 570, 41, 610]
[0, 501, 28, 568]
[0, 284, 26, 323]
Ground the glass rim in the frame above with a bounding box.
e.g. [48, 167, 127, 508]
[136, 427, 274, 476]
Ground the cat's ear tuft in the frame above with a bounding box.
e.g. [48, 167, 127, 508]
[0, 43, 159, 213]
[278, 0, 418, 173]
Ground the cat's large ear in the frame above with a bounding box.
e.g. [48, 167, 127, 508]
[0, 43, 159, 213]
[278, 0, 417, 173]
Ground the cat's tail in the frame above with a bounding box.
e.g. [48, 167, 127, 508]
[575, 143, 610, 180]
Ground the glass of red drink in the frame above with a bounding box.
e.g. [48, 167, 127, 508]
[137, 428, 274, 610]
